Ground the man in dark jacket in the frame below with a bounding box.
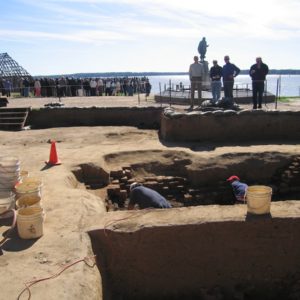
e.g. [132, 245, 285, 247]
[210, 60, 223, 103]
[249, 57, 269, 109]
[128, 182, 171, 210]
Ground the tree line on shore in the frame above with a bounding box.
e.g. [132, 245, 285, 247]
[35, 70, 300, 78]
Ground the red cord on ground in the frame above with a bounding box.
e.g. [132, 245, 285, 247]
[17, 255, 97, 300]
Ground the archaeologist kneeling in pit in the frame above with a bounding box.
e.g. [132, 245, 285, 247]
[227, 175, 248, 203]
[128, 182, 172, 210]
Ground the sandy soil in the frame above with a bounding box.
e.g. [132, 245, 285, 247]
[0, 95, 300, 299]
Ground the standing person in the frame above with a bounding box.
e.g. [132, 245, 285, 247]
[128, 183, 172, 210]
[90, 78, 97, 96]
[115, 81, 121, 96]
[189, 56, 204, 109]
[209, 60, 223, 104]
[97, 78, 104, 96]
[222, 55, 240, 99]
[249, 57, 269, 109]
[34, 79, 41, 97]
[227, 175, 248, 203]
[4, 79, 12, 97]
[145, 80, 151, 97]
[23, 78, 30, 97]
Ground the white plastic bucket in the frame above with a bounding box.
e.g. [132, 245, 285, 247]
[15, 178, 43, 200]
[20, 170, 29, 181]
[246, 185, 272, 215]
[16, 194, 42, 209]
[0, 191, 15, 214]
[0, 172, 21, 185]
[17, 207, 45, 239]
[0, 156, 20, 167]
[0, 156, 21, 189]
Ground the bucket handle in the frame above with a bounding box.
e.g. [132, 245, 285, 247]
[0, 209, 17, 247]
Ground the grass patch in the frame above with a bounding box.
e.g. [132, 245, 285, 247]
[278, 96, 300, 103]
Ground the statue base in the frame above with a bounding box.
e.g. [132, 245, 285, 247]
[201, 60, 211, 91]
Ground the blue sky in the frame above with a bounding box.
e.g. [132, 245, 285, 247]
[1, 0, 300, 75]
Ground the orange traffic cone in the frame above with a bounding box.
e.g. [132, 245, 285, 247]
[46, 140, 61, 165]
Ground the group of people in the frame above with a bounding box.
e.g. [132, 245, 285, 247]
[0, 76, 152, 98]
[128, 176, 248, 210]
[189, 55, 269, 109]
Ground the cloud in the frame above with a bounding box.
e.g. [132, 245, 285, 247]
[0, 29, 133, 43]
[17, 0, 299, 42]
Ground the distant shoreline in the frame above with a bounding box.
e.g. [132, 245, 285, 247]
[35, 70, 300, 78]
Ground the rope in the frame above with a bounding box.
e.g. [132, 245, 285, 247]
[16, 210, 151, 299]
[0, 209, 17, 247]
[17, 255, 97, 300]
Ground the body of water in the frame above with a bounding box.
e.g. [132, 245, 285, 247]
[148, 75, 300, 97]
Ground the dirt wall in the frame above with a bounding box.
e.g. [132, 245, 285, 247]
[161, 109, 300, 142]
[88, 203, 300, 299]
[27, 107, 163, 129]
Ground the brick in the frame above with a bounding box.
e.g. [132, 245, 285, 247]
[110, 169, 124, 179]
[157, 176, 166, 182]
[127, 178, 135, 184]
[119, 190, 128, 202]
[183, 194, 193, 202]
[144, 176, 157, 181]
[122, 166, 131, 171]
[119, 183, 126, 189]
[144, 181, 159, 189]
[164, 176, 174, 182]
[124, 169, 132, 178]
[162, 186, 169, 193]
[107, 184, 121, 197]
[176, 185, 185, 191]
[168, 181, 178, 188]
[120, 176, 128, 183]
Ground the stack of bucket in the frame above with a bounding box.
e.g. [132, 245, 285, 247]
[0, 157, 19, 215]
[0, 156, 20, 190]
[0, 156, 45, 240]
[15, 178, 45, 239]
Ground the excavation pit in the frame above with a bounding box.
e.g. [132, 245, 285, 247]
[73, 150, 300, 299]
[76, 150, 300, 211]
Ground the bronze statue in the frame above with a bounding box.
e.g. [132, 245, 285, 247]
[198, 37, 209, 62]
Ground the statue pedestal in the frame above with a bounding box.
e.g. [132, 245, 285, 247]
[202, 61, 211, 91]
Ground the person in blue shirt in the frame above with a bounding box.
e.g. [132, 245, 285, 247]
[227, 175, 248, 203]
[128, 182, 172, 210]
[222, 56, 240, 99]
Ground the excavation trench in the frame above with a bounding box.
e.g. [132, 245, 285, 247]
[73, 150, 300, 211]
[72, 150, 300, 299]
